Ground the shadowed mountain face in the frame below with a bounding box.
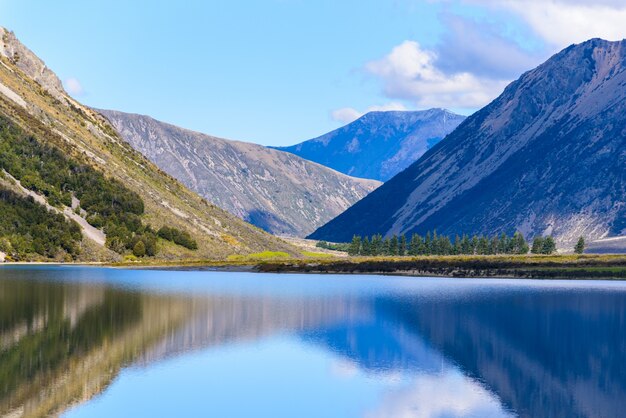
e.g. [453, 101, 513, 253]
[100, 110, 380, 237]
[310, 39, 626, 246]
[276, 109, 465, 182]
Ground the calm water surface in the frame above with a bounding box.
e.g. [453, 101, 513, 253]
[1, 266, 625, 418]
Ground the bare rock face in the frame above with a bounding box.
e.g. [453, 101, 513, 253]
[276, 109, 465, 182]
[311, 39, 626, 248]
[0, 27, 66, 100]
[100, 110, 381, 237]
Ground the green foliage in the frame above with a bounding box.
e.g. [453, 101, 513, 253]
[0, 116, 157, 256]
[531, 237, 544, 254]
[542, 236, 557, 254]
[531, 235, 556, 254]
[0, 188, 82, 260]
[315, 240, 350, 252]
[575, 236, 585, 254]
[157, 226, 198, 250]
[345, 230, 531, 257]
[132, 240, 146, 257]
[348, 236, 362, 256]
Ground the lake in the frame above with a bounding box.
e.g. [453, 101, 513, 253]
[1, 266, 625, 418]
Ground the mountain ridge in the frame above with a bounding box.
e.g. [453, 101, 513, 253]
[100, 109, 380, 237]
[310, 38, 626, 248]
[275, 108, 466, 181]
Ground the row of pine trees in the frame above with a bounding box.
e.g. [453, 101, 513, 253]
[347, 231, 569, 257]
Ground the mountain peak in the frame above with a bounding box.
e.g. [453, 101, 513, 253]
[0, 27, 66, 99]
[278, 109, 465, 181]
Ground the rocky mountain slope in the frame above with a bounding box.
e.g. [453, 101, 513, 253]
[0, 27, 296, 260]
[310, 39, 626, 248]
[276, 109, 465, 181]
[100, 110, 380, 237]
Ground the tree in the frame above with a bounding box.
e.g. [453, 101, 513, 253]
[531, 237, 544, 254]
[424, 232, 432, 255]
[132, 240, 146, 257]
[574, 236, 585, 254]
[385, 235, 397, 256]
[362, 237, 371, 256]
[542, 236, 556, 254]
[409, 234, 421, 256]
[372, 234, 383, 256]
[399, 235, 407, 256]
[512, 232, 529, 254]
[348, 235, 362, 256]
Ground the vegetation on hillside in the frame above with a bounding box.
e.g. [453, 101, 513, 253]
[157, 226, 198, 250]
[0, 188, 82, 260]
[0, 116, 195, 258]
[316, 240, 350, 252]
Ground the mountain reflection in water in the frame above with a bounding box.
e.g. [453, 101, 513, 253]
[0, 266, 625, 418]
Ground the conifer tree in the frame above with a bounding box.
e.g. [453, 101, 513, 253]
[471, 236, 479, 254]
[371, 234, 383, 256]
[531, 237, 544, 254]
[349, 235, 362, 256]
[453, 235, 462, 255]
[409, 234, 421, 256]
[512, 232, 529, 254]
[574, 236, 585, 254]
[461, 235, 471, 254]
[542, 236, 556, 254]
[389, 235, 399, 256]
[399, 235, 407, 256]
[362, 237, 371, 256]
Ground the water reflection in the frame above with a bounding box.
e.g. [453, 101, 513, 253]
[0, 266, 625, 418]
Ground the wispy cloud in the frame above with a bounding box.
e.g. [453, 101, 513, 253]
[64, 77, 84, 96]
[435, 0, 626, 47]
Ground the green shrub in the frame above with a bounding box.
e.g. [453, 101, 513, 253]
[157, 226, 198, 250]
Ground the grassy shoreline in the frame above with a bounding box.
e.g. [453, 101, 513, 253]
[2, 254, 626, 279]
[127, 254, 626, 279]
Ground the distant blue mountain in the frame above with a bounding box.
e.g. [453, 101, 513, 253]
[275, 109, 466, 181]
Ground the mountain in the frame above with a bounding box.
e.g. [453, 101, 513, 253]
[100, 110, 380, 237]
[275, 109, 466, 181]
[0, 27, 296, 261]
[310, 39, 626, 248]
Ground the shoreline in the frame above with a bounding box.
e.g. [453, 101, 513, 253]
[2, 254, 626, 280]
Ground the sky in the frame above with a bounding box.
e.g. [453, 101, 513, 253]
[2, 0, 626, 146]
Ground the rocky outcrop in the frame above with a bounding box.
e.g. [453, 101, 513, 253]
[310, 39, 626, 248]
[100, 110, 380, 237]
[276, 109, 465, 181]
[0, 28, 66, 100]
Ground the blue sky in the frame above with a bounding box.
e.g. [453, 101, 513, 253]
[2, 0, 626, 146]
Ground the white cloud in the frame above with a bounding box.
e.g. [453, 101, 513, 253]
[503, 1, 626, 47]
[437, 0, 626, 47]
[64, 77, 84, 96]
[365, 370, 514, 418]
[331, 102, 408, 124]
[365, 41, 508, 109]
